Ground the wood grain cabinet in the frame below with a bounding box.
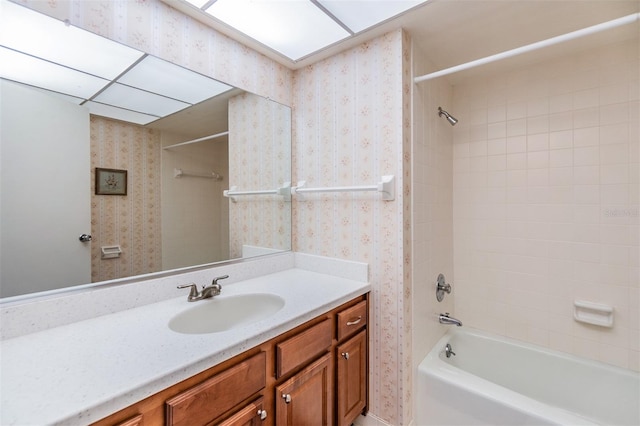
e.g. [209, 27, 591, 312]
[336, 331, 367, 426]
[216, 397, 266, 426]
[335, 300, 368, 426]
[92, 294, 368, 426]
[275, 353, 332, 426]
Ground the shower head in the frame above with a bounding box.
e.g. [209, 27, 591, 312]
[438, 107, 458, 126]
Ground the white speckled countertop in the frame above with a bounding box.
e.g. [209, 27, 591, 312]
[0, 265, 370, 425]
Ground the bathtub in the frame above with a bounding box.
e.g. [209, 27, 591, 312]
[416, 328, 639, 425]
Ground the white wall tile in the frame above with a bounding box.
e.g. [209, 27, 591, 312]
[453, 38, 639, 371]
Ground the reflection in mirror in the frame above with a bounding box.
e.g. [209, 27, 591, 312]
[0, 1, 291, 300]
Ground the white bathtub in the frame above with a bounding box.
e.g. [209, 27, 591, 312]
[416, 328, 639, 425]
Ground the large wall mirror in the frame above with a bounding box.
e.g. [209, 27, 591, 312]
[0, 0, 291, 300]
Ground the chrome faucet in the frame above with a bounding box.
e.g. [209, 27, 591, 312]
[439, 312, 462, 326]
[444, 343, 456, 358]
[177, 275, 229, 302]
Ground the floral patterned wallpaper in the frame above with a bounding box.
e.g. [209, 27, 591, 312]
[291, 29, 412, 425]
[228, 92, 292, 258]
[90, 116, 162, 282]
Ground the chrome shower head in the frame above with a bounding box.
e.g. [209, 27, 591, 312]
[438, 107, 458, 126]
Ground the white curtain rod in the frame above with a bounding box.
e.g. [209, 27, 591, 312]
[163, 131, 229, 150]
[414, 13, 639, 83]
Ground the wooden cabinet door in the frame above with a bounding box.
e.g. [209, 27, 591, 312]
[336, 330, 367, 426]
[215, 398, 266, 426]
[275, 353, 332, 426]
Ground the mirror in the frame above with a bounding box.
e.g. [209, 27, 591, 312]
[0, 1, 291, 300]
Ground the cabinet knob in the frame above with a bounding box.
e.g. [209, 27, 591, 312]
[257, 409, 267, 420]
[282, 393, 291, 404]
[341, 352, 350, 360]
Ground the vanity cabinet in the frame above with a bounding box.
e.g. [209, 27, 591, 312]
[275, 353, 332, 425]
[91, 294, 368, 426]
[335, 300, 368, 426]
[216, 397, 266, 426]
[165, 352, 266, 426]
[336, 331, 367, 426]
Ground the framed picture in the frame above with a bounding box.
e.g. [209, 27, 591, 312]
[95, 167, 127, 195]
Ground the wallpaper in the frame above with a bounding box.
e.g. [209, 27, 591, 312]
[228, 92, 292, 258]
[90, 116, 162, 282]
[292, 29, 410, 425]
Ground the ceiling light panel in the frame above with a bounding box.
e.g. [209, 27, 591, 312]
[9, 82, 86, 105]
[93, 83, 191, 117]
[317, 0, 427, 33]
[0, 0, 144, 80]
[117, 56, 233, 104]
[0, 47, 109, 99]
[206, 0, 350, 60]
[84, 102, 160, 125]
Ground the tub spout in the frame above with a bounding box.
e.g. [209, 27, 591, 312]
[439, 313, 462, 326]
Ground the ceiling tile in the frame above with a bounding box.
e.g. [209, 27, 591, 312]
[206, 0, 350, 60]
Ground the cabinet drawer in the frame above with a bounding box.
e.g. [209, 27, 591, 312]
[113, 414, 143, 426]
[276, 319, 332, 378]
[216, 397, 265, 426]
[336, 300, 367, 341]
[165, 352, 266, 426]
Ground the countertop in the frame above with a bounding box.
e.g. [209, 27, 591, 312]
[0, 268, 370, 425]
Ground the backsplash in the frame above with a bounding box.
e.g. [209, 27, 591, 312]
[0, 252, 295, 340]
[452, 38, 639, 371]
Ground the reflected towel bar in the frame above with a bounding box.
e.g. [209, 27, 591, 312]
[174, 168, 223, 180]
[224, 182, 292, 202]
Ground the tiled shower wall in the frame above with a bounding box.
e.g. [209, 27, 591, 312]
[411, 43, 454, 379]
[452, 38, 639, 371]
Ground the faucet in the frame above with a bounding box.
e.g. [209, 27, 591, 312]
[439, 312, 462, 326]
[444, 343, 456, 358]
[177, 275, 229, 302]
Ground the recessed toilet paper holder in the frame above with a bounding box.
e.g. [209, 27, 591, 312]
[436, 273, 452, 302]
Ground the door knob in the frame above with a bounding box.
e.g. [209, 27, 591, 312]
[282, 393, 291, 403]
[79, 234, 92, 242]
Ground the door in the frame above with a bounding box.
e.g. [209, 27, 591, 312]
[275, 353, 332, 426]
[1, 80, 91, 297]
[336, 330, 367, 426]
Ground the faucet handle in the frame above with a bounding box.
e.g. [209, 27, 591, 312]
[211, 274, 229, 287]
[177, 283, 199, 299]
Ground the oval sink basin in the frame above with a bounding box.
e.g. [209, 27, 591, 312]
[169, 293, 285, 334]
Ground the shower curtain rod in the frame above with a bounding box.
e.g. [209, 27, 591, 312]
[414, 13, 639, 83]
[163, 131, 229, 150]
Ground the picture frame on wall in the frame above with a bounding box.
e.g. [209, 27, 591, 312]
[95, 167, 127, 195]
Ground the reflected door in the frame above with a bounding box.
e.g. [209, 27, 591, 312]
[1, 80, 91, 297]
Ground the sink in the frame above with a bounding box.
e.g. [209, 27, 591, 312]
[169, 293, 285, 334]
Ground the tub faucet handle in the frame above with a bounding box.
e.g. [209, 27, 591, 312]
[436, 273, 452, 302]
[445, 343, 456, 358]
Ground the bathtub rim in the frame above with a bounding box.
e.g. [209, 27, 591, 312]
[417, 327, 639, 426]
